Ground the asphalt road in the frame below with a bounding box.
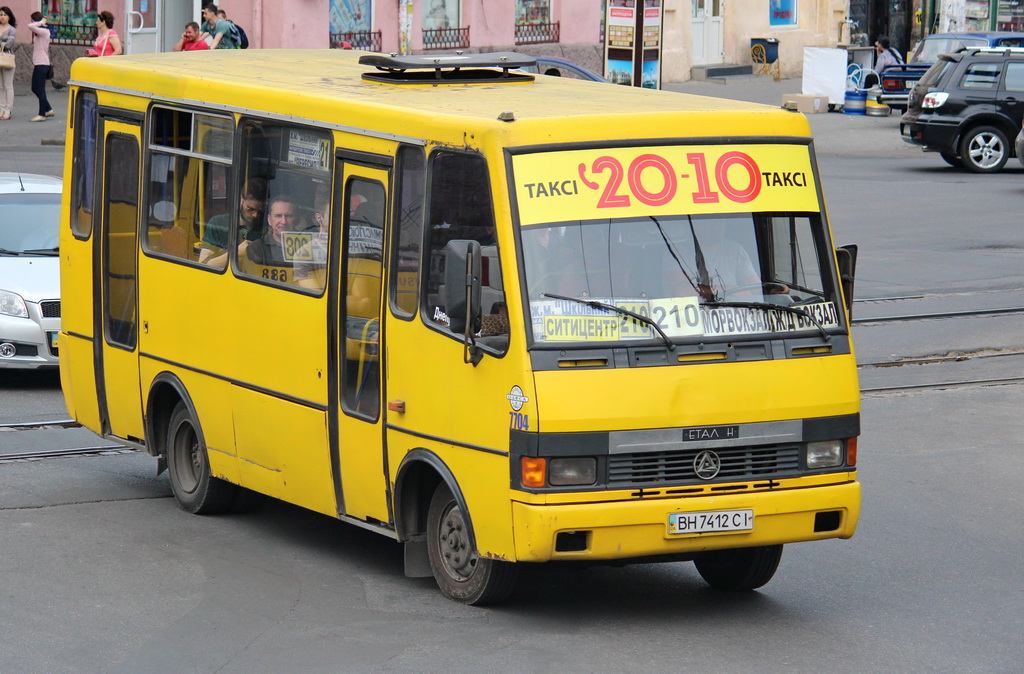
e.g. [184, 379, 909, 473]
[1, 76, 1022, 672]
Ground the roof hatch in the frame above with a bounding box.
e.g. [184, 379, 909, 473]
[359, 52, 537, 85]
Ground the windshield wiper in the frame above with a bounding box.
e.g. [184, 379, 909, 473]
[0, 247, 22, 256]
[703, 299, 832, 342]
[20, 247, 59, 256]
[542, 292, 676, 350]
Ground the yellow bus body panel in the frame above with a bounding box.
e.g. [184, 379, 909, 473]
[533, 354, 860, 433]
[512, 479, 861, 562]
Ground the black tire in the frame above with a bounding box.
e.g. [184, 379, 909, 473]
[939, 152, 963, 168]
[958, 125, 1009, 173]
[693, 544, 783, 591]
[165, 401, 240, 515]
[426, 483, 518, 605]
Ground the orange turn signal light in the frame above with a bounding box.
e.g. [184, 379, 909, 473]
[521, 457, 546, 488]
[847, 437, 858, 467]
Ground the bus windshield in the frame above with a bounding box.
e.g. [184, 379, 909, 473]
[521, 213, 841, 345]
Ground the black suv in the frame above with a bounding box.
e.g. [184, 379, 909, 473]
[901, 47, 1024, 172]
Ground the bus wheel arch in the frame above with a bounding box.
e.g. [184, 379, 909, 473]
[394, 450, 446, 540]
[145, 372, 197, 468]
[393, 450, 517, 604]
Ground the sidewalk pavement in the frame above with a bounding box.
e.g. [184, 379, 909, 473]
[0, 81, 69, 151]
[0, 74, 907, 160]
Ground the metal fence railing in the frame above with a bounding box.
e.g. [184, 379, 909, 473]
[422, 26, 470, 50]
[330, 30, 382, 52]
[514, 22, 560, 45]
[47, 23, 97, 46]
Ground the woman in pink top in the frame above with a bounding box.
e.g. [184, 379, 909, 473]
[88, 10, 122, 57]
[26, 11, 52, 122]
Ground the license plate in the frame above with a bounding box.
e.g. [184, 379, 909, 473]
[49, 332, 58, 349]
[905, 80, 918, 90]
[668, 509, 753, 535]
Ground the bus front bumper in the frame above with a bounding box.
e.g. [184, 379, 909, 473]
[511, 479, 860, 562]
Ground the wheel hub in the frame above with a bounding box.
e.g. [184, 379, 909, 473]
[438, 504, 478, 581]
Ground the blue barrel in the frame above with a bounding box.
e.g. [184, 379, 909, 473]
[750, 37, 779, 64]
[844, 90, 867, 115]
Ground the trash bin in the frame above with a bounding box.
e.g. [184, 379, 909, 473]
[751, 37, 779, 64]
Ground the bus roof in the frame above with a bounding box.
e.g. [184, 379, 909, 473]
[69, 50, 811, 145]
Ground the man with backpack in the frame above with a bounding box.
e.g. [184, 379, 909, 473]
[218, 8, 248, 49]
[199, 4, 237, 49]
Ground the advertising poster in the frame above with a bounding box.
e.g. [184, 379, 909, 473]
[605, 0, 662, 88]
[769, 0, 797, 27]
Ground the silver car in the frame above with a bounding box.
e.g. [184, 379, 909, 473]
[0, 173, 62, 369]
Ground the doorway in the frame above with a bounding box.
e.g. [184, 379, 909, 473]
[691, 0, 724, 65]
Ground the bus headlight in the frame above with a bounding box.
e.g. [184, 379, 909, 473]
[0, 290, 29, 318]
[548, 458, 597, 486]
[806, 440, 843, 469]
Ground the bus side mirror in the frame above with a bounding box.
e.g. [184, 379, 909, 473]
[835, 244, 858, 319]
[442, 238, 482, 337]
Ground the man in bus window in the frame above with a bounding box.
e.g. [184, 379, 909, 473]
[240, 194, 302, 282]
[199, 177, 265, 269]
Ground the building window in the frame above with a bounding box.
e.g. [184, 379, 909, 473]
[424, 0, 459, 30]
[515, 1, 559, 45]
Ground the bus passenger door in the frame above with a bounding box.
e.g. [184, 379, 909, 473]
[330, 161, 390, 523]
[94, 117, 144, 440]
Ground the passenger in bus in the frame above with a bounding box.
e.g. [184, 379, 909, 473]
[293, 193, 331, 291]
[243, 194, 301, 269]
[198, 177, 266, 269]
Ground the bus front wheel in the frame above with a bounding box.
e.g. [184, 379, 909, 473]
[166, 401, 239, 515]
[426, 483, 518, 605]
[693, 544, 783, 591]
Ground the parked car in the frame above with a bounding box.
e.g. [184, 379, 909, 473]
[519, 55, 608, 82]
[901, 47, 1024, 172]
[0, 173, 62, 369]
[878, 32, 1024, 112]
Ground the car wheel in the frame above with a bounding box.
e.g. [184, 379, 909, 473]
[939, 152, 963, 168]
[958, 125, 1009, 173]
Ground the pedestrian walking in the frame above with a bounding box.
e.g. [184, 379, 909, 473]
[0, 6, 16, 120]
[26, 11, 53, 122]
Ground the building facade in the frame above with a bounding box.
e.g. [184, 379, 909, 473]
[8, 1, 1023, 86]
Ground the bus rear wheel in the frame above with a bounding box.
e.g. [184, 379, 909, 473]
[426, 483, 518, 605]
[693, 544, 783, 591]
[166, 401, 240, 515]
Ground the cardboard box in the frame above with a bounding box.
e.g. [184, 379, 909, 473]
[781, 93, 829, 114]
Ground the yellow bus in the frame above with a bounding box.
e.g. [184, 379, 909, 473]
[60, 50, 861, 605]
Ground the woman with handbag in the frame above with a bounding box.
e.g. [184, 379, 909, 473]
[26, 12, 53, 122]
[0, 6, 16, 121]
[87, 11, 122, 57]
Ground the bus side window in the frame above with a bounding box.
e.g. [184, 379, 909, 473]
[143, 107, 233, 264]
[234, 120, 331, 288]
[70, 91, 98, 239]
[390, 145, 425, 318]
[423, 151, 507, 350]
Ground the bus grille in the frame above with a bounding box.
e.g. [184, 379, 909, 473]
[41, 301, 61, 318]
[608, 444, 802, 485]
